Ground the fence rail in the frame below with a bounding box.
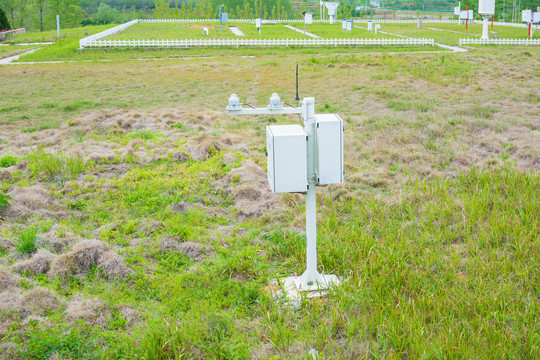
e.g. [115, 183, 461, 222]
[459, 38, 540, 45]
[78, 18, 530, 49]
[79, 19, 139, 48]
[84, 37, 434, 48]
[138, 19, 528, 26]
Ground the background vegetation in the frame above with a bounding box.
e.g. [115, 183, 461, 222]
[1, 0, 538, 33]
[0, 32, 539, 358]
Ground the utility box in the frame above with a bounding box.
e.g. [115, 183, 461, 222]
[315, 114, 343, 185]
[478, 0, 495, 15]
[266, 125, 308, 193]
[522, 10, 532, 23]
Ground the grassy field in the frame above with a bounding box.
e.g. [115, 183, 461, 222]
[3, 25, 115, 44]
[1, 22, 539, 359]
[9, 24, 442, 63]
[106, 22, 396, 40]
[360, 23, 539, 45]
[0, 45, 40, 59]
[289, 23, 396, 39]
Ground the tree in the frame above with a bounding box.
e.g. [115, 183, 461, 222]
[0, 0, 14, 25]
[15, 0, 28, 27]
[0, 6, 10, 30]
[33, 0, 47, 31]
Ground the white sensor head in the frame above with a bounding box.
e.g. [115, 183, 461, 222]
[268, 93, 282, 110]
[226, 94, 242, 111]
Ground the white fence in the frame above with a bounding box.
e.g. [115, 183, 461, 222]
[85, 37, 434, 48]
[79, 19, 139, 48]
[139, 19, 460, 24]
[459, 38, 540, 45]
[138, 19, 529, 26]
[78, 18, 530, 49]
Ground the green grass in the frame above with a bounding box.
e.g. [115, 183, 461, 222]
[0, 154, 17, 167]
[369, 22, 539, 45]
[0, 45, 539, 359]
[12, 23, 442, 63]
[5, 25, 115, 44]
[0, 44, 40, 58]
[28, 147, 90, 182]
[292, 22, 396, 39]
[13, 227, 39, 254]
[108, 22, 240, 40]
[105, 22, 394, 41]
[0, 193, 11, 211]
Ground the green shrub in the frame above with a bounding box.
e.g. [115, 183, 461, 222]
[28, 146, 89, 182]
[0, 8, 10, 31]
[0, 154, 17, 167]
[0, 193, 11, 211]
[13, 227, 38, 254]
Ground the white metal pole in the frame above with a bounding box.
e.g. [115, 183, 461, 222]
[301, 97, 323, 287]
[482, 15, 489, 39]
[56, 15, 60, 37]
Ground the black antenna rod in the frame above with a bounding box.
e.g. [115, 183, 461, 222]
[295, 63, 300, 101]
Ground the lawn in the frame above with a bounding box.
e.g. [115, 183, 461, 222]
[0, 31, 539, 359]
[106, 22, 398, 40]
[3, 25, 115, 44]
[290, 22, 397, 39]
[8, 24, 443, 63]
[0, 44, 40, 59]
[361, 22, 539, 45]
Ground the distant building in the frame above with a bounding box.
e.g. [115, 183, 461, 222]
[356, 6, 371, 11]
[370, 0, 380, 8]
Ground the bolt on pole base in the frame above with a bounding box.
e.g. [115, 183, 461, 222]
[280, 273, 341, 300]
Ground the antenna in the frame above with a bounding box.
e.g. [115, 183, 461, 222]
[295, 64, 300, 102]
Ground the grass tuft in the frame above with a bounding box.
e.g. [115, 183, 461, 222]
[13, 227, 39, 254]
[28, 146, 90, 182]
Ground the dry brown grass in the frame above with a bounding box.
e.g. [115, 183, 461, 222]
[4, 185, 56, 219]
[12, 249, 56, 275]
[65, 294, 111, 327]
[48, 239, 132, 282]
[160, 238, 209, 261]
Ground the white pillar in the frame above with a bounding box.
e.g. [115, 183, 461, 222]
[481, 15, 489, 39]
[299, 97, 324, 289]
[56, 15, 60, 37]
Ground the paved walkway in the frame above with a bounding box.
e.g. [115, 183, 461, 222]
[283, 25, 319, 38]
[0, 42, 54, 46]
[0, 48, 41, 64]
[229, 26, 245, 36]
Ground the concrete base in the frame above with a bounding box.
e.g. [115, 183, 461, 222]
[281, 274, 341, 300]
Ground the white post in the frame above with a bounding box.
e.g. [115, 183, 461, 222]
[298, 97, 324, 288]
[225, 94, 340, 296]
[56, 15, 60, 37]
[482, 15, 490, 39]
